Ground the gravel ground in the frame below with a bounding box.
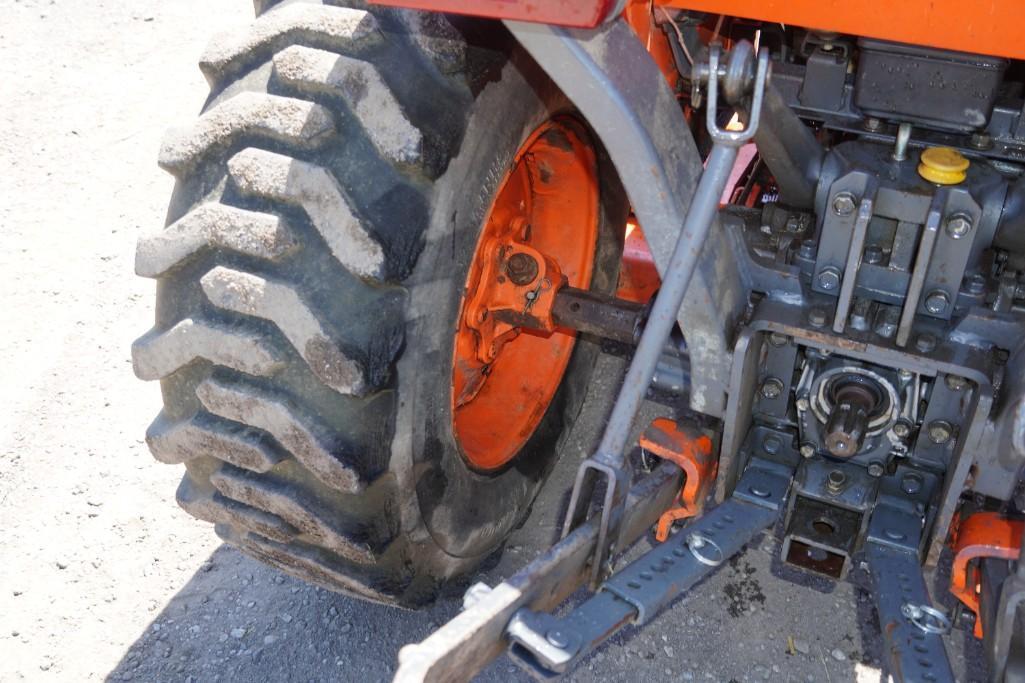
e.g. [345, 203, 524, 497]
[0, 0, 987, 681]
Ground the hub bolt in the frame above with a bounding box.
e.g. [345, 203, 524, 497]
[817, 267, 842, 291]
[945, 214, 973, 240]
[928, 420, 954, 444]
[924, 290, 950, 315]
[826, 469, 847, 494]
[760, 377, 784, 399]
[832, 192, 857, 216]
[506, 252, 539, 285]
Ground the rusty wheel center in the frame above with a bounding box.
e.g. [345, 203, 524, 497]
[451, 118, 600, 471]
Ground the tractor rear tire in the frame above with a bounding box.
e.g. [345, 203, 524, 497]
[133, 0, 626, 607]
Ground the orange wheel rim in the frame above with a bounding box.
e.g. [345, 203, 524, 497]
[451, 118, 600, 471]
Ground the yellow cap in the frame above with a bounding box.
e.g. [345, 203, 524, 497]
[918, 147, 970, 185]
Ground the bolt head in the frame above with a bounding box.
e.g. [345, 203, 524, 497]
[798, 240, 817, 259]
[832, 192, 857, 216]
[928, 420, 953, 444]
[863, 117, 884, 132]
[817, 267, 842, 291]
[762, 435, 783, 455]
[898, 368, 914, 382]
[506, 252, 539, 285]
[963, 273, 987, 295]
[796, 397, 810, 412]
[800, 443, 816, 458]
[546, 630, 569, 649]
[945, 375, 968, 392]
[924, 290, 950, 315]
[867, 462, 885, 478]
[760, 377, 784, 399]
[809, 308, 828, 328]
[945, 214, 973, 240]
[915, 333, 937, 353]
[892, 421, 911, 439]
[901, 473, 924, 495]
[863, 245, 884, 265]
[768, 332, 790, 347]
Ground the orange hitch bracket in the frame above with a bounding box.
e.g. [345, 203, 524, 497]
[949, 511, 1025, 639]
[639, 417, 717, 542]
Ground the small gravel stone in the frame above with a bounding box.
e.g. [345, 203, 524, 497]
[339, 623, 352, 634]
[280, 614, 293, 623]
[831, 648, 847, 662]
[663, 646, 674, 658]
[230, 628, 246, 639]
[263, 635, 278, 645]
[793, 639, 810, 655]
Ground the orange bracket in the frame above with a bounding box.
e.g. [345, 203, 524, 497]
[640, 417, 717, 542]
[950, 511, 1025, 639]
[463, 224, 567, 365]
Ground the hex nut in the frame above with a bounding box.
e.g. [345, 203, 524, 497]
[867, 462, 885, 478]
[915, 333, 937, 353]
[800, 443, 816, 458]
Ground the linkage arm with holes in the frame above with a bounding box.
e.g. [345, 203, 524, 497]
[505, 460, 791, 679]
[865, 504, 955, 682]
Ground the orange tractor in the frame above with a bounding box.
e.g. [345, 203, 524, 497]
[133, 0, 1025, 679]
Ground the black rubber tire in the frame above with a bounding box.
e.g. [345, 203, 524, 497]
[133, 0, 626, 607]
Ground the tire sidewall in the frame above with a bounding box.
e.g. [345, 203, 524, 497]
[399, 48, 625, 559]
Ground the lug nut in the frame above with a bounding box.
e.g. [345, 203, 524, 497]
[817, 266, 842, 291]
[928, 420, 954, 444]
[760, 377, 784, 399]
[945, 214, 973, 240]
[924, 290, 950, 315]
[832, 192, 857, 216]
[506, 252, 539, 285]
